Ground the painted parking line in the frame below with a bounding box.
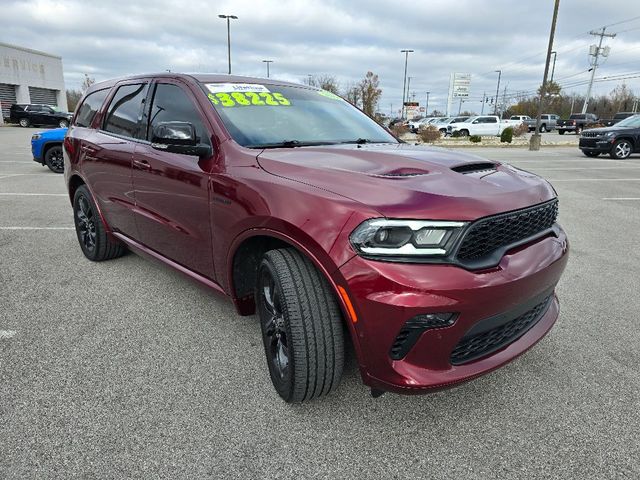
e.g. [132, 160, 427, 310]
[0, 173, 58, 179]
[0, 330, 17, 339]
[0, 193, 67, 196]
[0, 226, 74, 230]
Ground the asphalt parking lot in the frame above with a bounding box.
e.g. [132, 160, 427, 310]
[1, 126, 639, 479]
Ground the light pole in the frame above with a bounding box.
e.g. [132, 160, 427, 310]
[425, 91, 430, 116]
[494, 70, 502, 116]
[218, 14, 238, 74]
[400, 49, 413, 118]
[262, 60, 273, 78]
[550, 51, 557, 83]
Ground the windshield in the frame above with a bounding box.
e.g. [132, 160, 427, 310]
[202, 83, 397, 148]
[615, 114, 640, 128]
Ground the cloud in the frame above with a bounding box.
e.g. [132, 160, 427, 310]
[2, 0, 639, 115]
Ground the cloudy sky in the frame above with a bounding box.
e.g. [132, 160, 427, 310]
[3, 0, 640, 116]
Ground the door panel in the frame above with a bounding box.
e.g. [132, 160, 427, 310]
[80, 130, 137, 237]
[131, 81, 214, 277]
[132, 144, 213, 276]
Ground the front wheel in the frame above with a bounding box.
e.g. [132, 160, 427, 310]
[575, 126, 583, 135]
[256, 248, 344, 403]
[582, 150, 600, 157]
[610, 139, 633, 159]
[73, 185, 126, 261]
[44, 145, 64, 173]
[558, 130, 565, 135]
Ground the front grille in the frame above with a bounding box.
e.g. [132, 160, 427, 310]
[456, 199, 558, 263]
[581, 131, 600, 138]
[450, 296, 552, 365]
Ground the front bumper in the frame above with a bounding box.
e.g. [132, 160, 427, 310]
[579, 137, 613, 153]
[338, 226, 569, 394]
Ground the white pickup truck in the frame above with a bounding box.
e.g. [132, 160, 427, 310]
[448, 115, 521, 136]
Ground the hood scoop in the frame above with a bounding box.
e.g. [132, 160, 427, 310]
[372, 167, 431, 178]
[451, 162, 497, 175]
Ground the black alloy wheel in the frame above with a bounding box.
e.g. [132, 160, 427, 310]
[259, 266, 290, 385]
[44, 145, 64, 173]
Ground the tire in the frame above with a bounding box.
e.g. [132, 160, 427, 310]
[558, 130, 565, 135]
[19, 118, 30, 127]
[539, 124, 547, 133]
[459, 129, 469, 137]
[73, 185, 126, 261]
[256, 248, 344, 403]
[582, 150, 600, 157]
[575, 126, 583, 135]
[610, 139, 633, 159]
[44, 145, 64, 173]
[58, 119, 69, 128]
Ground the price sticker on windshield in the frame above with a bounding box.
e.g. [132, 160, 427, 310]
[205, 84, 291, 108]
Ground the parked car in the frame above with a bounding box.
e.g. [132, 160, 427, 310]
[602, 112, 636, 127]
[579, 114, 640, 159]
[64, 73, 568, 402]
[31, 127, 67, 173]
[510, 115, 531, 122]
[435, 116, 469, 134]
[524, 114, 559, 132]
[9, 104, 73, 128]
[557, 113, 598, 135]
[448, 115, 521, 136]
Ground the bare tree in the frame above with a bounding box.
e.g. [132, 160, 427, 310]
[343, 81, 361, 107]
[308, 74, 340, 94]
[81, 74, 96, 92]
[358, 71, 382, 117]
[66, 89, 83, 112]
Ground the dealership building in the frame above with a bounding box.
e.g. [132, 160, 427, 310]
[0, 42, 67, 124]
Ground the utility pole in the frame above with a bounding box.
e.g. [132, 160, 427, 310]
[458, 98, 463, 115]
[262, 60, 273, 78]
[530, 0, 560, 151]
[481, 92, 486, 115]
[425, 91, 430, 116]
[501, 84, 508, 118]
[582, 27, 616, 113]
[550, 51, 557, 83]
[400, 49, 413, 119]
[218, 14, 238, 74]
[493, 70, 501, 116]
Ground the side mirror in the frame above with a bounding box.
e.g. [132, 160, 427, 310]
[472, 120, 479, 124]
[151, 121, 212, 158]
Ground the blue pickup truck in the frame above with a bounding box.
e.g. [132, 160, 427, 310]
[31, 127, 67, 173]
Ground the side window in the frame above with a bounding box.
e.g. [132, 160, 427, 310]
[103, 83, 147, 138]
[487, 117, 497, 123]
[147, 83, 211, 145]
[75, 89, 109, 128]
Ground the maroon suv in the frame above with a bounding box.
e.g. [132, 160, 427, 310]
[64, 73, 569, 402]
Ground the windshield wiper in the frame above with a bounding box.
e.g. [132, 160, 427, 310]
[247, 140, 336, 149]
[337, 138, 394, 145]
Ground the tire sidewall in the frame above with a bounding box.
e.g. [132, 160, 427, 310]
[257, 258, 296, 400]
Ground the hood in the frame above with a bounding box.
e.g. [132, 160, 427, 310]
[39, 127, 68, 139]
[257, 143, 556, 220]
[582, 126, 632, 135]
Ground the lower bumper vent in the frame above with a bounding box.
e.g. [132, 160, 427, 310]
[390, 313, 456, 360]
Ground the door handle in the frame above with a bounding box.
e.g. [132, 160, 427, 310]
[133, 158, 152, 171]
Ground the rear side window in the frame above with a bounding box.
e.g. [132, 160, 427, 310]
[75, 89, 109, 128]
[147, 83, 211, 145]
[103, 83, 147, 138]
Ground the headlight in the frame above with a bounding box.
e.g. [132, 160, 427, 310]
[605, 132, 616, 138]
[31, 134, 41, 140]
[350, 219, 467, 258]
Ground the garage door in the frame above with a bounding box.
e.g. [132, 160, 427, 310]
[0, 83, 17, 119]
[28, 87, 58, 106]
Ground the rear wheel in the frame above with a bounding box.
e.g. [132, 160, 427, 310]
[256, 248, 344, 403]
[575, 126, 583, 135]
[73, 185, 126, 261]
[58, 119, 69, 128]
[582, 150, 600, 157]
[539, 124, 547, 133]
[19, 118, 30, 127]
[610, 139, 632, 159]
[458, 129, 469, 137]
[558, 130, 565, 135]
[44, 145, 64, 173]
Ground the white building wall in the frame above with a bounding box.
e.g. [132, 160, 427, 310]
[0, 42, 68, 111]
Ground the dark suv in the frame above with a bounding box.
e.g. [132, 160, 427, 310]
[579, 114, 640, 159]
[64, 73, 568, 402]
[10, 103, 72, 128]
